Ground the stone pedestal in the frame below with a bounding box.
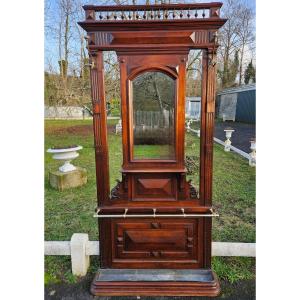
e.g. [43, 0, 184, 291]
[49, 167, 87, 191]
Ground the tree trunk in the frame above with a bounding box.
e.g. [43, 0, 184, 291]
[222, 46, 230, 88]
[239, 42, 245, 85]
[153, 74, 163, 112]
[64, 11, 69, 80]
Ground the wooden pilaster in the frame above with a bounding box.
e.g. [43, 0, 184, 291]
[89, 51, 111, 268]
[200, 48, 217, 267]
[89, 50, 110, 206]
[200, 48, 216, 206]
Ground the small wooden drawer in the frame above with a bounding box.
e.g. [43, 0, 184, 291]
[131, 173, 177, 201]
[111, 218, 203, 268]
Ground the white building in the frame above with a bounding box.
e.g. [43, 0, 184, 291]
[185, 97, 201, 119]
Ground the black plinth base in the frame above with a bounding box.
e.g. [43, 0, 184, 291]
[91, 269, 221, 296]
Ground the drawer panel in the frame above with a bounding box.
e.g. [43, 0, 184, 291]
[124, 229, 186, 251]
[132, 174, 177, 201]
[111, 218, 203, 268]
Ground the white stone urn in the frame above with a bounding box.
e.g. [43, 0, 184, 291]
[249, 139, 256, 167]
[47, 145, 83, 173]
[186, 119, 192, 132]
[115, 119, 122, 134]
[224, 128, 235, 152]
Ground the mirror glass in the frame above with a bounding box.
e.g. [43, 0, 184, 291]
[132, 71, 176, 160]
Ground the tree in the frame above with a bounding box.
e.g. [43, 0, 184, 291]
[230, 50, 240, 86]
[244, 60, 256, 84]
[58, 59, 67, 78]
[218, 0, 241, 88]
[186, 50, 202, 97]
[217, 50, 239, 88]
[217, 0, 255, 88]
[236, 3, 255, 85]
[45, 0, 92, 107]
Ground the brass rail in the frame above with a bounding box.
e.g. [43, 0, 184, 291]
[93, 208, 219, 218]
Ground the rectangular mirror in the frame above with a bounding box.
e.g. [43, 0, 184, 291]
[132, 71, 176, 160]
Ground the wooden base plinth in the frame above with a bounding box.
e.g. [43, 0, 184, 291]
[91, 269, 220, 297]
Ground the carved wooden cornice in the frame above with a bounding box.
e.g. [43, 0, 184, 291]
[78, 2, 226, 51]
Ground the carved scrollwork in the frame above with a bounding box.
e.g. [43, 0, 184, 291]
[110, 179, 128, 200]
[110, 180, 122, 199]
[188, 180, 199, 199]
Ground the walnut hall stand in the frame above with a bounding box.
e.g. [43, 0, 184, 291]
[78, 2, 227, 297]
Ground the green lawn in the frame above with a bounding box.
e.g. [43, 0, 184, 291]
[45, 119, 255, 284]
[134, 144, 174, 159]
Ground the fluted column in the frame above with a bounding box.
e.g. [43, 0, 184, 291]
[89, 50, 110, 206]
[200, 48, 216, 206]
[200, 48, 217, 267]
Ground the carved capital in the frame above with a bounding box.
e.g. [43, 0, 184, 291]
[89, 48, 98, 56]
[87, 33, 95, 46]
[207, 51, 217, 67]
[87, 52, 97, 69]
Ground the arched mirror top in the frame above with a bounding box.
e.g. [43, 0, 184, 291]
[128, 65, 178, 81]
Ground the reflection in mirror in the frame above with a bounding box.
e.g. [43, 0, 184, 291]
[132, 71, 175, 160]
[184, 49, 203, 193]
